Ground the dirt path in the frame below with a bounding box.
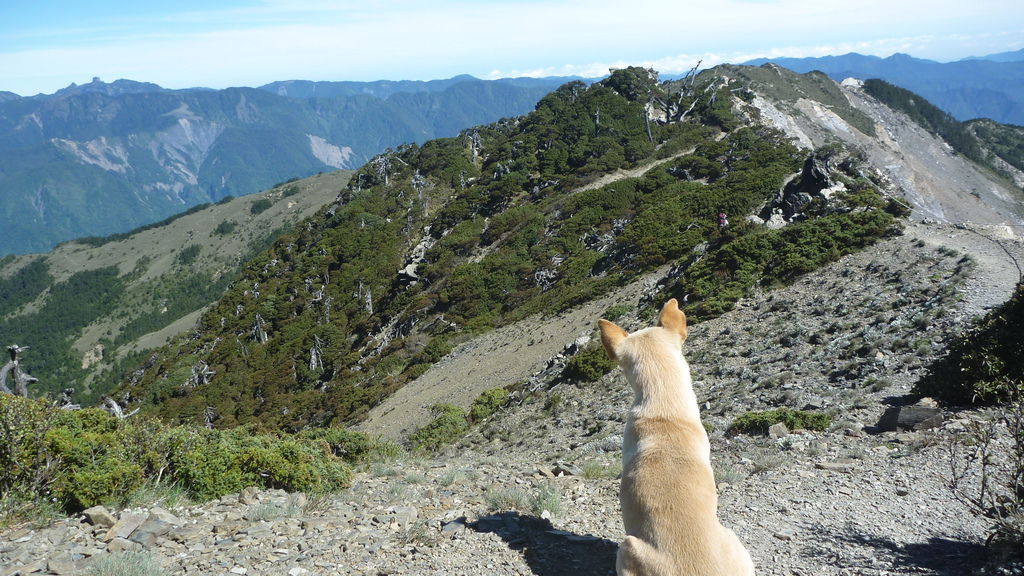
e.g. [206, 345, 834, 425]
[573, 148, 694, 194]
[906, 220, 1024, 316]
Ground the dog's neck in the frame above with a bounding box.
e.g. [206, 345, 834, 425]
[621, 334, 701, 424]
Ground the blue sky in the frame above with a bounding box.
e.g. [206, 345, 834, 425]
[2, 0, 1022, 96]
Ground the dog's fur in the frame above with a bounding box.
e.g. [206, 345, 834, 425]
[599, 299, 754, 576]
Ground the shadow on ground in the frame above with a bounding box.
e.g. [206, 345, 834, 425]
[804, 522, 1010, 575]
[471, 512, 618, 576]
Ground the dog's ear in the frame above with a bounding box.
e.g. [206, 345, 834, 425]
[657, 298, 688, 342]
[598, 319, 628, 361]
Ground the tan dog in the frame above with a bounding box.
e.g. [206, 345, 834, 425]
[599, 299, 754, 576]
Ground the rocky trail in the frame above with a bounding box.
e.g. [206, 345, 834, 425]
[3, 218, 1023, 576]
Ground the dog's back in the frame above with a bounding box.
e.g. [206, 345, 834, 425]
[600, 299, 754, 576]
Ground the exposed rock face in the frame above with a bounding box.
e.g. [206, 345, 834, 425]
[760, 147, 854, 222]
[80, 344, 104, 370]
[307, 135, 354, 169]
[745, 73, 1024, 226]
[876, 398, 944, 432]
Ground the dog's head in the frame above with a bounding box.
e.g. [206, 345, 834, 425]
[598, 298, 688, 364]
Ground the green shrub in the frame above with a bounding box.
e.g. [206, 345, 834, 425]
[485, 487, 529, 511]
[602, 304, 632, 321]
[469, 388, 510, 423]
[43, 408, 147, 510]
[581, 460, 622, 479]
[214, 219, 238, 235]
[0, 396, 354, 515]
[562, 345, 617, 382]
[176, 244, 201, 265]
[727, 408, 832, 436]
[0, 396, 58, 496]
[87, 550, 169, 576]
[914, 281, 1024, 405]
[250, 198, 274, 214]
[413, 337, 455, 365]
[167, 426, 351, 501]
[408, 404, 469, 453]
[297, 427, 400, 463]
[530, 483, 562, 517]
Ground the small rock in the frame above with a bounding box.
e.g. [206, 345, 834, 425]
[768, 422, 790, 438]
[129, 517, 173, 546]
[441, 518, 467, 538]
[4, 560, 45, 576]
[814, 460, 857, 473]
[288, 568, 311, 576]
[46, 553, 79, 575]
[773, 528, 797, 541]
[148, 507, 183, 526]
[103, 511, 147, 542]
[390, 506, 418, 529]
[106, 537, 142, 553]
[554, 460, 582, 476]
[239, 523, 274, 538]
[876, 403, 943, 432]
[536, 465, 556, 478]
[168, 523, 211, 544]
[239, 486, 260, 505]
[82, 505, 117, 528]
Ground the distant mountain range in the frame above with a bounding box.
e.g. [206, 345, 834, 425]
[743, 50, 1024, 126]
[4, 47, 1023, 256]
[0, 75, 575, 255]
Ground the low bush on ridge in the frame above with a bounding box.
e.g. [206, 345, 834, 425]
[408, 387, 511, 452]
[0, 395, 379, 518]
[914, 281, 1024, 405]
[727, 408, 833, 436]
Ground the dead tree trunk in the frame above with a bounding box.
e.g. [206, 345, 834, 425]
[103, 397, 139, 419]
[0, 345, 37, 397]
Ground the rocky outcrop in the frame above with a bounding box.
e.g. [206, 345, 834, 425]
[760, 147, 856, 223]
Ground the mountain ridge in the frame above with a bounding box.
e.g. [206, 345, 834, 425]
[111, 63, 1024, 434]
[0, 76, 569, 255]
[742, 52, 1024, 125]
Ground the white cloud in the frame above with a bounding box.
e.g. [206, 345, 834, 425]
[1, 0, 1022, 95]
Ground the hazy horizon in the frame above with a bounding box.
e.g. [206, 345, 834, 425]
[3, 0, 1022, 97]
